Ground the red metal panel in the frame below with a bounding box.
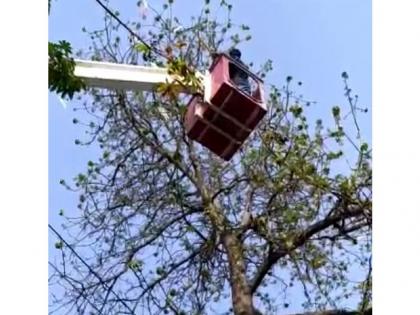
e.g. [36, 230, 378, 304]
[184, 54, 268, 161]
[198, 125, 233, 157]
[202, 107, 248, 142]
[184, 95, 203, 140]
[209, 55, 266, 125]
[209, 55, 230, 101]
[209, 82, 266, 136]
[185, 95, 241, 161]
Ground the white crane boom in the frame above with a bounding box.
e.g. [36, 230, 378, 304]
[74, 59, 173, 91]
[74, 59, 207, 93]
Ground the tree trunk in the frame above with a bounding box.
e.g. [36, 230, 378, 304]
[222, 232, 256, 315]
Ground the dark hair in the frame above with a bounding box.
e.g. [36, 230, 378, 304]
[229, 48, 241, 59]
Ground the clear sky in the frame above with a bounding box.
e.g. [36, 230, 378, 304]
[49, 0, 371, 313]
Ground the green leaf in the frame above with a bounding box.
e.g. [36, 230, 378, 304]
[48, 41, 86, 99]
[134, 42, 151, 55]
[127, 259, 143, 271]
[361, 143, 369, 152]
[332, 106, 340, 118]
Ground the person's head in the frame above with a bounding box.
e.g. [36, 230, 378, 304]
[229, 48, 241, 61]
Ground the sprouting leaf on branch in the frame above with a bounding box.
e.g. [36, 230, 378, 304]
[127, 259, 143, 271]
[134, 42, 151, 55]
[48, 40, 86, 99]
[54, 241, 63, 249]
[155, 57, 204, 101]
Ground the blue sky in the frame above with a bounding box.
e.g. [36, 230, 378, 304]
[49, 0, 371, 313]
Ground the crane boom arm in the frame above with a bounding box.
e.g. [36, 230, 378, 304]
[74, 59, 173, 91]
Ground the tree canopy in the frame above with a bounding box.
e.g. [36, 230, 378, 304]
[49, 1, 371, 314]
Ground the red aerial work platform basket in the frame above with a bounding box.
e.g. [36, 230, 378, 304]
[185, 53, 267, 160]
